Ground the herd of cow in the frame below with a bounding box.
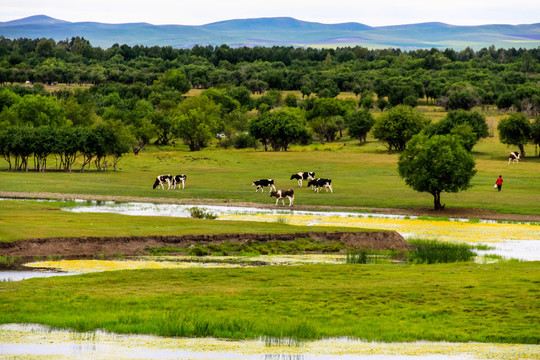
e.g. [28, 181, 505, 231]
[152, 151, 520, 208]
[251, 172, 333, 207]
[152, 171, 331, 207]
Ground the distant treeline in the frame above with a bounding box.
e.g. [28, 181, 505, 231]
[1, 37, 539, 103]
[1, 37, 539, 168]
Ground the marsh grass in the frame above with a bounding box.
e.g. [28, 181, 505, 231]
[0, 256, 21, 265]
[407, 239, 476, 264]
[148, 238, 346, 256]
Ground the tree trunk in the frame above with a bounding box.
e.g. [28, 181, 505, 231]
[433, 192, 444, 210]
[519, 144, 526, 158]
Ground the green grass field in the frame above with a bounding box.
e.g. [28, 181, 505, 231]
[0, 262, 538, 343]
[1, 107, 539, 345]
[1, 133, 538, 215]
[0, 200, 360, 241]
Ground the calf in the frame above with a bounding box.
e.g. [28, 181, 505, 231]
[172, 174, 187, 189]
[252, 179, 276, 192]
[308, 178, 333, 193]
[290, 171, 315, 187]
[270, 189, 295, 207]
[153, 174, 173, 190]
[508, 151, 520, 164]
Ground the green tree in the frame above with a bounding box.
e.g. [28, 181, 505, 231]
[373, 105, 429, 152]
[398, 134, 477, 210]
[531, 117, 540, 157]
[497, 113, 532, 158]
[154, 69, 191, 93]
[249, 108, 309, 151]
[310, 116, 339, 144]
[172, 95, 223, 151]
[347, 109, 375, 144]
[446, 89, 478, 111]
[2, 94, 66, 127]
[425, 110, 488, 151]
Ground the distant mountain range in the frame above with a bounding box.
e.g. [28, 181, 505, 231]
[1, 15, 539, 50]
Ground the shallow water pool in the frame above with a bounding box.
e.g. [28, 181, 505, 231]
[1, 324, 537, 360]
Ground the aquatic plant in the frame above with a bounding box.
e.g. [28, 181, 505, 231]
[406, 239, 476, 264]
[189, 207, 218, 219]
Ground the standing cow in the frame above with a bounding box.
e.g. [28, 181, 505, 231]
[270, 189, 295, 207]
[172, 174, 187, 189]
[508, 151, 520, 164]
[290, 172, 315, 187]
[252, 179, 276, 192]
[153, 174, 173, 190]
[307, 178, 333, 193]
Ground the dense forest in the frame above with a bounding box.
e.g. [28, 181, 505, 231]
[1, 36, 539, 171]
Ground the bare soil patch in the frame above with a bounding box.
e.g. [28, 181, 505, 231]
[0, 231, 410, 258]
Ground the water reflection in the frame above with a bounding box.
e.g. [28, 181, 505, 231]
[1, 324, 536, 360]
[0, 271, 77, 282]
[2, 198, 540, 261]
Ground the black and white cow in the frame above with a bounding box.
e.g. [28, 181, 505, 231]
[307, 178, 333, 193]
[270, 189, 295, 207]
[153, 174, 173, 190]
[290, 171, 315, 187]
[172, 174, 187, 189]
[252, 179, 276, 192]
[508, 151, 520, 164]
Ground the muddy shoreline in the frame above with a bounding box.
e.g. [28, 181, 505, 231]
[3, 190, 540, 222]
[0, 231, 410, 258]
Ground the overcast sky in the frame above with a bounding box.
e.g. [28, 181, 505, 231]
[1, 0, 538, 26]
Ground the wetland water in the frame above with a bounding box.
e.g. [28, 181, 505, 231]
[2, 199, 539, 359]
[60, 200, 540, 261]
[1, 324, 537, 360]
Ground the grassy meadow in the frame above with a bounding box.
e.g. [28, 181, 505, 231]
[0, 262, 538, 343]
[0, 200, 360, 242]
[1, 103, 539, 346]
[0, 129, 538, 215]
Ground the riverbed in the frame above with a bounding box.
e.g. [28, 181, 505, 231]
[61, 200, 540, 261]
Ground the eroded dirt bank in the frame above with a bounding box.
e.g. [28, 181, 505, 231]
[2, 191, 540, 222]
[0, 231, 409, 257]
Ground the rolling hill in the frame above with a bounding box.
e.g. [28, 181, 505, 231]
[1, 15, 539, 50]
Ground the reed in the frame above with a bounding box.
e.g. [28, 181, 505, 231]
[406, 239, 476, 264]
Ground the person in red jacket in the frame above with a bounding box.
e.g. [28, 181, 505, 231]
[495, 175, 503, 192]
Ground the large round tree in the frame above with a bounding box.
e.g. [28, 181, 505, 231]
[398, 134, 477, 210]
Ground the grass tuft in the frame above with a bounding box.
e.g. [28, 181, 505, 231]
[188, 207, 218, 220]
[406, 239, 476, 264]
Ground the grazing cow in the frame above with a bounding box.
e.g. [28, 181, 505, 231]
[290, 171, 315, 187]
[252, 179, 276, 192]
[308, 178, 333, 193]
[270, 189, 295, 207]
[153, 174, 173, 190]
[172, 174, 187, 189]
[508, 151, 520, 164]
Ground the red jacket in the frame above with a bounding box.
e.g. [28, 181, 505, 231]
[495, 177, 503, 185]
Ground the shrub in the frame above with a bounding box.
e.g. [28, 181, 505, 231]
[188, 207, 217, 220]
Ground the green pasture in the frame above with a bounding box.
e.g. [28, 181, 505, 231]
[0, 132, 538, 215]
[0, 200, 359, 242]
[0, 262, 538, 343]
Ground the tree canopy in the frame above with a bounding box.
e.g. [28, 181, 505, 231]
[497, 113, 532, 157]
[373, 105, 429, 152]
[398, 134, 477, 210]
